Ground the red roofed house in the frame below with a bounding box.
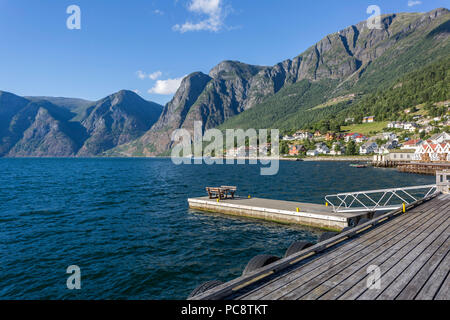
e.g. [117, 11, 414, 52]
[401, 139, 422, 151]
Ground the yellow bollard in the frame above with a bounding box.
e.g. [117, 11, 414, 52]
[217, 198, 220, 203]
[296, 207, 299, 212]
[248, 195, 251, 199]
[402, 203, 406, 213]
[325, 202, 328, 207]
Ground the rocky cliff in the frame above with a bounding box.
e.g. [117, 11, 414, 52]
[0, 90, 163, 157]
[114, 8, 449, 156]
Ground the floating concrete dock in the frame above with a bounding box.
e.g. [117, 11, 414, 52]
[190, 193, 450, 300]
[188, 197, 368, 231]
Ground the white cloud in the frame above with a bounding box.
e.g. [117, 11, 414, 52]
[173, 0, 229, 33]
[136, 70, 163, 80]
[149, 71, 163, 80]
[136, 70, 147, 80]
[132, 89, 140, 94]
[148, 76, 186, 95]
[408, 0, 422, 7]
[153, 9, 164, 15]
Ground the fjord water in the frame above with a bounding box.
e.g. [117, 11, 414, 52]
[0, 159, 434, 300]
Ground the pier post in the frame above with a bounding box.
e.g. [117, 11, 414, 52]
[436, 170, 450, 194]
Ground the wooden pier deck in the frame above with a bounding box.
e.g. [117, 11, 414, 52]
[191, 193, 450, 300]
[188, 197, 368, 231]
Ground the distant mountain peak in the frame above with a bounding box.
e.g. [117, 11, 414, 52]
[209, 60, 265, 79]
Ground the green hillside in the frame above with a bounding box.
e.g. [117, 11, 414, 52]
[218, 15, 450, 133]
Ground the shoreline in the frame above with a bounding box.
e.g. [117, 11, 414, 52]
[1, 155, 372, 162]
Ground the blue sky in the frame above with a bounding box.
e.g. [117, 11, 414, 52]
[0, 0, 448, 105]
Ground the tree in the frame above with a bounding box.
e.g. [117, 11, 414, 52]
[280, 141, 289, 154]
[346, 141, 358, 155]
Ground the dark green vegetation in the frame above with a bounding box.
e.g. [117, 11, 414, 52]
[331, 56, 449, 125]
[219, 9, 450, 133]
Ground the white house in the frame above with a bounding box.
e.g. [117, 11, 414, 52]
[282, 135, 295, 141]
[389, 149, 415, 162]
[363, 116, 375, 123]
[419, 126, 435, 134]
[401, 139, 422, 151]
[387, 121, 405, 129]
[382, 132, 397, 141]
[293, 131, 313, 140]
[359, 142, 378, 155]
[404, 122, 419, 132]
[429, 132, 450, 144]
[377, 141, 397, 154]
[355, 134, 367, 143]
[306, 150, 319, 157]
[315, 143, 330, 154]
[330, 142, 345, 155]
[413, 141, 450, 162]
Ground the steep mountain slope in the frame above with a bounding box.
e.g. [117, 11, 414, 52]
[25, 96, 93, 122]
[76, 90, 163, 156]
[220, 8, 450, 131]
[115, 8, 449, 156]
[0, 90, 163, 157]
[7, 107, 83, 157]
[0, 91, 40, 156]
[333, 55, 450, 123]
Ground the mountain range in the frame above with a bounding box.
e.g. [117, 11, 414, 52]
[0, 90, 162, 157]
[1, 7, 449, 157]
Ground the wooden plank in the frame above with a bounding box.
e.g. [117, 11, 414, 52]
[241, 198, 444, 300]
[395, 238, 450, 300]
[351, 210, 450, 300]
[195, 195, 438, 301]
[239, 203, 433, 300]
[240, 198, 443, 300]
[377, 230, 449, 299]
[301, 207, 449, 300]
[192, 194, 445, 301]
[313, 199, 450, 300]
[358, 207, 450, 300]
[434, 266, 450, 300]
[415, 252, 450, 300]
[291, 202, 449, 300]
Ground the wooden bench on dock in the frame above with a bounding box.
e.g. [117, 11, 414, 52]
[206, 186, 237, 200]
[221, 186, 237, 199]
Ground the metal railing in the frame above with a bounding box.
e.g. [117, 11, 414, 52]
[325, 184, 437, 213]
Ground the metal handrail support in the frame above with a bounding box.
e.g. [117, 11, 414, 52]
[325, 184, 437, 213]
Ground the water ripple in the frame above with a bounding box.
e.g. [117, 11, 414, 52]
[0, 158, 434, 299]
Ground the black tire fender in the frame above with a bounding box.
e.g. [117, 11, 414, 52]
[318, 231, 339, 242]
[341, 226, 354, 233]
[188, 280, 223, 299]
[242, 254, 280, 276]
[357, 217, 371, 226]
[284, 241, 314, 258]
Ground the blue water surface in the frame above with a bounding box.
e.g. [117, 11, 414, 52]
[0, 158, 434, 299]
